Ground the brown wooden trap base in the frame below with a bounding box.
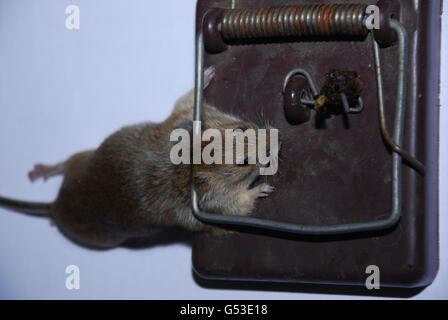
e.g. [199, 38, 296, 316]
[192, 0, 441, 288]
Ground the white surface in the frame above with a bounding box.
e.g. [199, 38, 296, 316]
[0, 0, 446, 299]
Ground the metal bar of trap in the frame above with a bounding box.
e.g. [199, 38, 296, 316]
[190, 19, 410, 235]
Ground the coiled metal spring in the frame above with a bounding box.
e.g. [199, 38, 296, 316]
[220, 4, 369, 41]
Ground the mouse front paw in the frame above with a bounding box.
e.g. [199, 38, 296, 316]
[248, 183, 275, 199]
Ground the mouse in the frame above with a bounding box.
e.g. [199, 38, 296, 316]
[0, 66, 277, 249]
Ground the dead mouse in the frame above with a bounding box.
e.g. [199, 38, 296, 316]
[0, 66, 277, 249]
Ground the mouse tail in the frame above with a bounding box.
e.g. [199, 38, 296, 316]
[0, 195, 51, 217]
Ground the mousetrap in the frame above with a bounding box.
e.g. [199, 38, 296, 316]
[192, 0, 441, 289]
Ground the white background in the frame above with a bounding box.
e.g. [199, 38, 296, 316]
[0, 0, 446, 299]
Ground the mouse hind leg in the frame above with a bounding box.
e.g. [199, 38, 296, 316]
[28, 162, 66, 182]
[174, 65, 216, 110]
[27, 160, 67, 227]
[28, 149, 94, 182]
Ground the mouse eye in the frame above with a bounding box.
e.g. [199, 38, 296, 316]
[238, 157, 250, 167]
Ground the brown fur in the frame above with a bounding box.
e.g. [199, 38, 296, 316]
[0, 97, 274, 249]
